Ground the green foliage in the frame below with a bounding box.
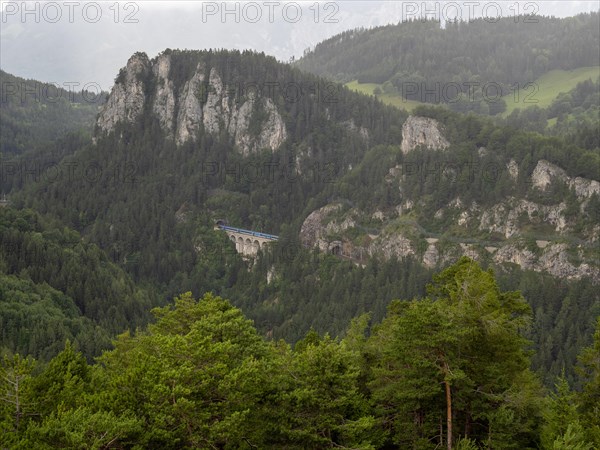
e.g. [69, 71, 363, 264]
[297, 14, 600, 111]
[501, 272, 600, 388]
[503, 75, 600, 149]
[0, 273, 111, 361]
[1, 262, 598, 448]
[22, 407, 143, 450]
[551, 423, 593, 450]
[541, 377, 592, 450]
[0, 70, 104, 157]
[231, 245, 433, 343]
[275, 332, 378, 448]
[0, 353, 36, 448]
[93, 292, 276, 448]
[0, 206, 153, 360]
[576, 316, 600, 446]
[368, 258, 542, 448]
[31, 341, 91, 416]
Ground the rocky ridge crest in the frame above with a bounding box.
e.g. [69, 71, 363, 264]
[97, 52, 287, 155]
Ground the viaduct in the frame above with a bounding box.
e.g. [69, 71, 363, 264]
[215, 223, 278, 257]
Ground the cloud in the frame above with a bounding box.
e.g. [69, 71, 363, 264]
[1, 1, 598, 88]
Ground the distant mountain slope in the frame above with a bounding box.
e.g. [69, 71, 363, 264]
[0, 70, 105, 156]
[501, 74, 600, 144]
[296, 13, 600, 114]
[0, 206, 154, 360]
[11, 48, 599, 301]
[502, 66, 600, 115]
[8, 49, 599, 384]
[346, 66, 600, 117]
[13, 49, 406, 287]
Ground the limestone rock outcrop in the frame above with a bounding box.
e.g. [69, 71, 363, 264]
[532, 160, 600, 200]
[400, 116, 450, 154]
[97, 52, 287, 155]
[97, 53, 150, 132]
[152, 53, 176, 137]
[299, 203, 357, 252]
[176, 64, 206, 145]
[479, 198, 567, 238]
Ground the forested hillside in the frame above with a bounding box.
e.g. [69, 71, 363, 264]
[1, 48, 596, 387]
[11, 49, 406, 286]
[0, 10, 600, 450]
[503, 76, 600, 144]
[1, 4, 599, 448]
[1, 259, 599, 449]
[0, 207, 154, 361]
[296, 13, 599, 114]
[0, 70, 104, 156]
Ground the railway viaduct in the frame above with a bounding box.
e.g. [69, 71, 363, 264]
[215, 223, 278, 257]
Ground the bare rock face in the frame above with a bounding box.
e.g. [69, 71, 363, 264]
[175, 66, 288, 153]
[493, 245, 537, 269]
[98, 52, 288, 155]
[228, 93, 288, 156]
[368, 233, 415, 259]
[507, 159, 519, 180]
[152, 53, 176, 137]
[97, 53, 150, 132]
[494, 243, 599, 281]
[299, 201, 598, 281]
[571, 176, 600, 200]
[299, 203, 349, 250]
[532, 160, 600, 200]
[176, 64, 205, 145]
[422, 243, 439, 268]
[531, 160, 568, 190]
[400, 116, 449, 154]
[203, 68, 226, 135]
[479, 198, 566, 238]
[253, 98, 287, 154]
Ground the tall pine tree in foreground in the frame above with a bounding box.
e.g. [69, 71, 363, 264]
[367, 257, 543, 449]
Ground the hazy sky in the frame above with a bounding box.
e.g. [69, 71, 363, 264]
[1, 1, 598, 90]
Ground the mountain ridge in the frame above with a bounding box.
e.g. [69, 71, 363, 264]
[3, 47, 598, 383]
[296, 13, 600, 114]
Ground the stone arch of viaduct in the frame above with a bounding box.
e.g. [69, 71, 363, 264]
[216, 224, 278, 257]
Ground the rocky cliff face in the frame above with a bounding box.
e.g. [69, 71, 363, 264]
[152, 54, 176, 137]
[97, 52, 287, 155]
[97, 53, 150, 132]
[299, 203, 356, 252]
[176, 64, 206, 144]
[492, 243, 599, 280]
[532, 159, 600, 200]
[400, 116, 450, 154]
[301, 155, 600, 282]
[478, 198, 567, 238]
